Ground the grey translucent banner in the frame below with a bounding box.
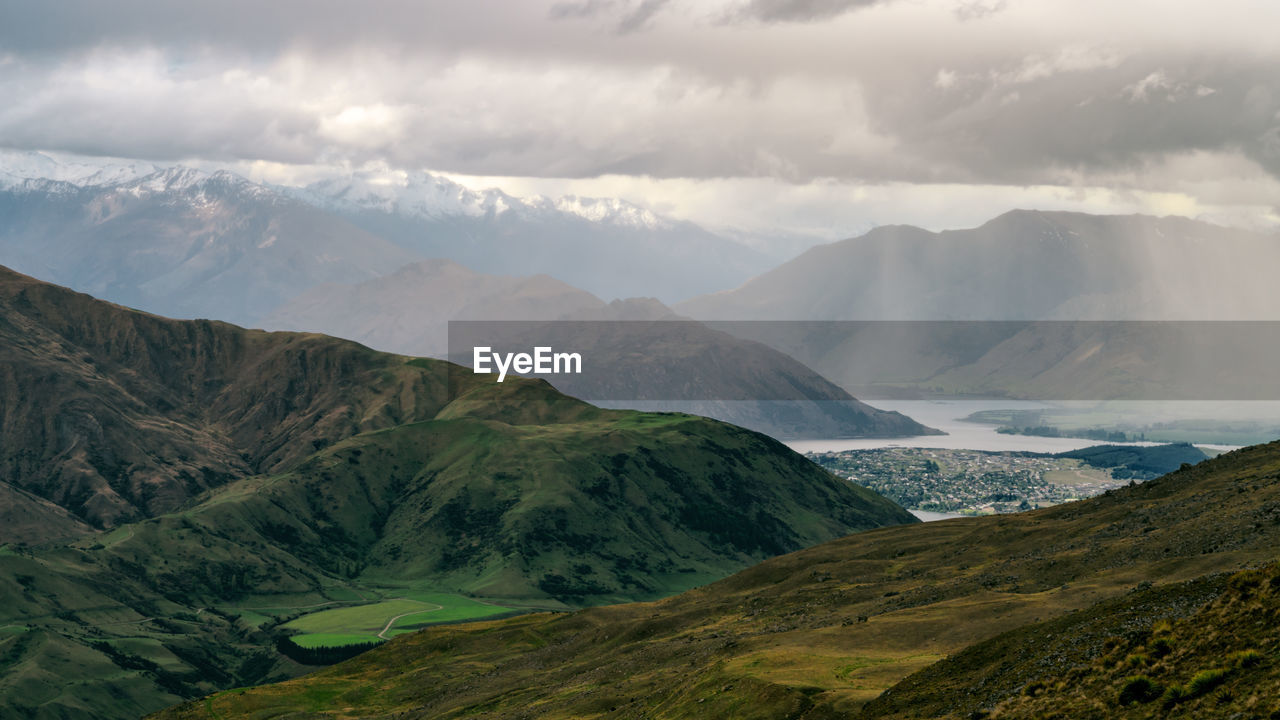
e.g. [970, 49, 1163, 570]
[447, 320, 1280, 401]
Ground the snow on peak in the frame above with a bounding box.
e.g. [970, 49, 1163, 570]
[552, 195, 669, 230]
[0, 151, 678, 231]
[299, 169, 673, 230]
[0, 150, 274, 205]
[296, 170, 504, 220]
[0, 149, 159, 190]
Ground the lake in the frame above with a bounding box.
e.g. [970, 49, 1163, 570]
[785, 399, 1165, 454]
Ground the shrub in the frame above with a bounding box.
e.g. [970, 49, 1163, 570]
[1118, 676, 1164, 705]
[1186, 668, 1230, 698]
[1125, 653, 1150, 668]
[1229, 649, 1264, 669]
[1162, 685, 1186, 705]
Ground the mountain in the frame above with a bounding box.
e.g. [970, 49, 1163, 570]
[263, 259, 935, 439]
[675, 211, 1280, 399]
[677, 210, 1280, 321]
[289, 169, 782, 303]
[153, 439, 1280, 719]
[0, 266, 917, 718]
[0, 157, 417, 326]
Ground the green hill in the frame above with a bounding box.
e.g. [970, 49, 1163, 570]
[153, 439, 1280, 719]
[0, 265, 915, 719]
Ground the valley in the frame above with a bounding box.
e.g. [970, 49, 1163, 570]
[153, 440, 1280, 719]
[0, 266, 917, 719]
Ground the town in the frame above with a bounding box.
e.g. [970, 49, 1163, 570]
[807, 447, 1131, 516]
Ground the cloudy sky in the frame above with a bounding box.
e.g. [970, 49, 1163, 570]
[2, 0, 1278, 239]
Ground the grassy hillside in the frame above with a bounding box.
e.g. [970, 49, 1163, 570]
[154, 440, 1280, 719]
[79, 404, 912, 608]
[862, 563, 1280, 719]
[976, 562, 1280, 719]
[0, 265, 917, 719]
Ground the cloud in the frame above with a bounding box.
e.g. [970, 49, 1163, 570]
[728, 0, 885, 23]
[0, 0, 1277, 234]
[549, 0, 672, 33]
[953, 0, 1006, 21]
[617, 0, 672, 33]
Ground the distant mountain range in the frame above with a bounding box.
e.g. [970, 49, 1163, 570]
[10, 150, 1278, 404]
[0, 265, 916, 718]
[677, 209, 1280, 321]
[676, 210, 1280, 399]
[0, 151, 783, 324]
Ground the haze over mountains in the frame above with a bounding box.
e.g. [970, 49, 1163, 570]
[678, 209, 1280, 321]
[263, 260, 933, 439]
[676, 211, 1280, 399]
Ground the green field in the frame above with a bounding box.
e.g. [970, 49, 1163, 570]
[382, 593, 517, 637]
[283, 593, 518, 647]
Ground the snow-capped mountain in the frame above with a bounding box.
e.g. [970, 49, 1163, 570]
[291, 169, 779, 303]
[0, 155, 416, 326]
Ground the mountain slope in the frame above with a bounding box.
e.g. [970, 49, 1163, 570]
[859, 565, 1277, 719]
[155, 440, 1280, 719]
[0, 267, 917, 719]
[80, 407, 914, 607]
[0, 264, 458, 537]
